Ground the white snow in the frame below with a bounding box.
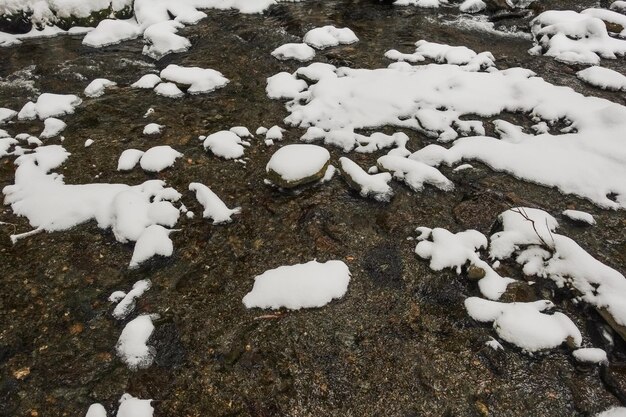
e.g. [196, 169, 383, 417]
[85, 78, 116, 98]
[112, 279, 151, 319]
[530, 10, 626, 65]
[256, 126, 268, 135]
[266, 72, 307, 99]
[582, 8, 626, 37]
[491, 208, 626, 327]
[139, 145, 182, 172]
[40, 117, 66, 139]
[129, 225, 174, 268]
[386, 40, 495, 70]
[394, 0, 442, 7]
[562, 209, 596, 225]
[18, 93, 81, 120]
[485, 338, 503, 351]
[116, 393, 153, 417]
[84, 139, 94, 147]
[611, 1, 626, 13]
[266, 144, 330, 183]
[577, 66, 626, 91]
[460, 0, 486, 13]
[229, 126, 251, 137]
[265, 125, 284, 141]
[143, 123, 164, 135]
[377, 155, 453, 192]
[86, 403, 107, 417]
[188, 182, 241, 224]
[154, 82, 184, 98]
[160, 64, 229, 94]
[303, 26, 359, 49]
[132, 74, 162, 89]
[339, 157, 393, 202]
[572, 348, 608, 364]
[271, 43, 316, 62]
[115, 314, 155, 369]
[83, 19, 141, 47]
[242, 260, 351, 310]
[143, 20, 190, 59]
[117, 149, 145, 171]
[202, 130, 248, 159]
[465, 297, 582, 352]
[415, 227, 515, 300]
[596, 407, 626, 417]
[0, 108, 17, 124]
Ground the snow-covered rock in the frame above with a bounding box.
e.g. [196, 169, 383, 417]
[460, 0, 486, 13]
[0, 108, 17, 124]
[129, 225, 174, 268]
[143, 123, 163, 135]
[160, 64, 229, 94]
[132, 74, 162, 89]
[243, 260, 351, 310]
[84, 78, 116, 97]
[202, 130, 248, 159]
[40, 117, 66, 139]
[577, 66, 626, 91]
[377, 155, 453, 192]
[85, 403, 107, 417]
[116, 393, 153, 417]
[117, 149, 145, 171]
[18, 93, 81, 120]
[143, 20, 190, 59]
[188, 182, 241, 224]
[572, 348, 608, 364]
[562, 209, 596, 225]
[83, 19, 141, 47]
[154, 82, 184, 98]
[115, 314, 156, 369]
[266, 72, 307, 99]
[303, 26, 358, 49]
[339, 157, 393, 202]
[112, 279, 151, 319]
[271, 43, 315, 61]
[266, 144, 330, 188]
[139, 145, 182, 172]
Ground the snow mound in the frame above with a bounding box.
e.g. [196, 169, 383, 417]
[415, 227, 514, 300]
[40, 117, 66, 139]
[266, 72, 308, 99]
[465, 297, 582, 352]
[0, 108, 17, 124]
[86, 403, 107, 417]
[83, 19, 141, 47]
[530, 10, 626, 65]
[303, 26, 358, 49]
[132, 74, 162, 89]
[339, 157, 393, 202]
[596, 407, 626, 417]
[577, 66, 626, 91]
[189, 182, 241, 224]
[386, 40, 495, 70]
[202, 130, 249, 159]
[117, 149, 144, 171]
[130, 224, 173, 268]
[266, 144, 330, 188]
[393, 0, 443, 8]
[139, 145, 182, 172]
[84, 78, 116, 97]
[154, 82, 184, 98]
[243, 260, 351, 310]
[572, 348, 608, 364]
[115, 314, 156, 370]
[143, 20, 190, 59]
[460, 0, 486, 13]
[117, 393, 153, 417]
[160, 64, 229, 94]
[112, 279, 151, 319]
[18, 93, 81, 120]
[143, 123, 163, 135]
[562, 209, 596, 225]
[377, 155, 453, 192]
[271, 43, 315, 61]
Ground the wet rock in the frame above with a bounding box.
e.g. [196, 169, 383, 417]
[499, 281, 537, 303]
[453, 194, 507, 234]
[362, 243, 404, 288]
[152, 322, 186, 369]
[0, 11, 32, 34]
[467, 265, 486, 281]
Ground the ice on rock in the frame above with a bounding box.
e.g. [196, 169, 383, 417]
[303, 26, 359, 49]
[415, 227, 514, 300]
[562, 209, 596, 225]
[572, 348, 608, 364]
[86, 403, 107, 417]
[40, 117, 66, 139]
[117, 149, 145, 171]
[266, 72, 307, 99]
[530, 10, 626, 65]
[143, 20, 191, 59]
[202, 130, 248, 159]
[189, 182, 241, 224]
[83, 19, 141, 47]
[465, 297, 582, 352]
[143, 123, 164, 135]
[577, 66, 626, 91]
[266, 144, 330, 188]
[0, 108, 17, 124]
[271, 43, 316, 62]
[85, 78, 117, 98]
[129, 225, 174, 268]
[154, 82, 184, 98]
[377, 155, 453, 192]
[339, 157, 393, 202]
[18, 93, 81, 120]
[160, 64, 229, 94]
[139, 145, 181, 172]
[116, 393, 153, 417]
[243, 260, 351, 310]
[132, 74, 162, 89]
[112, 279, 151, 319]
[115, 314, 156, 369]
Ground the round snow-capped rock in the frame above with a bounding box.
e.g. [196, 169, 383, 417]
[139, 145, 182, 172]
[266, 144, 330, 188]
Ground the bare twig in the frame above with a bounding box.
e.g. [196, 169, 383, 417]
[510, 207, 554, 250]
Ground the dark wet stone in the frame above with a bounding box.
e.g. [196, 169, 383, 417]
[362, 243, 404, 288]
[152, 322, 186, 369]
[467, 265, 486, 281]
